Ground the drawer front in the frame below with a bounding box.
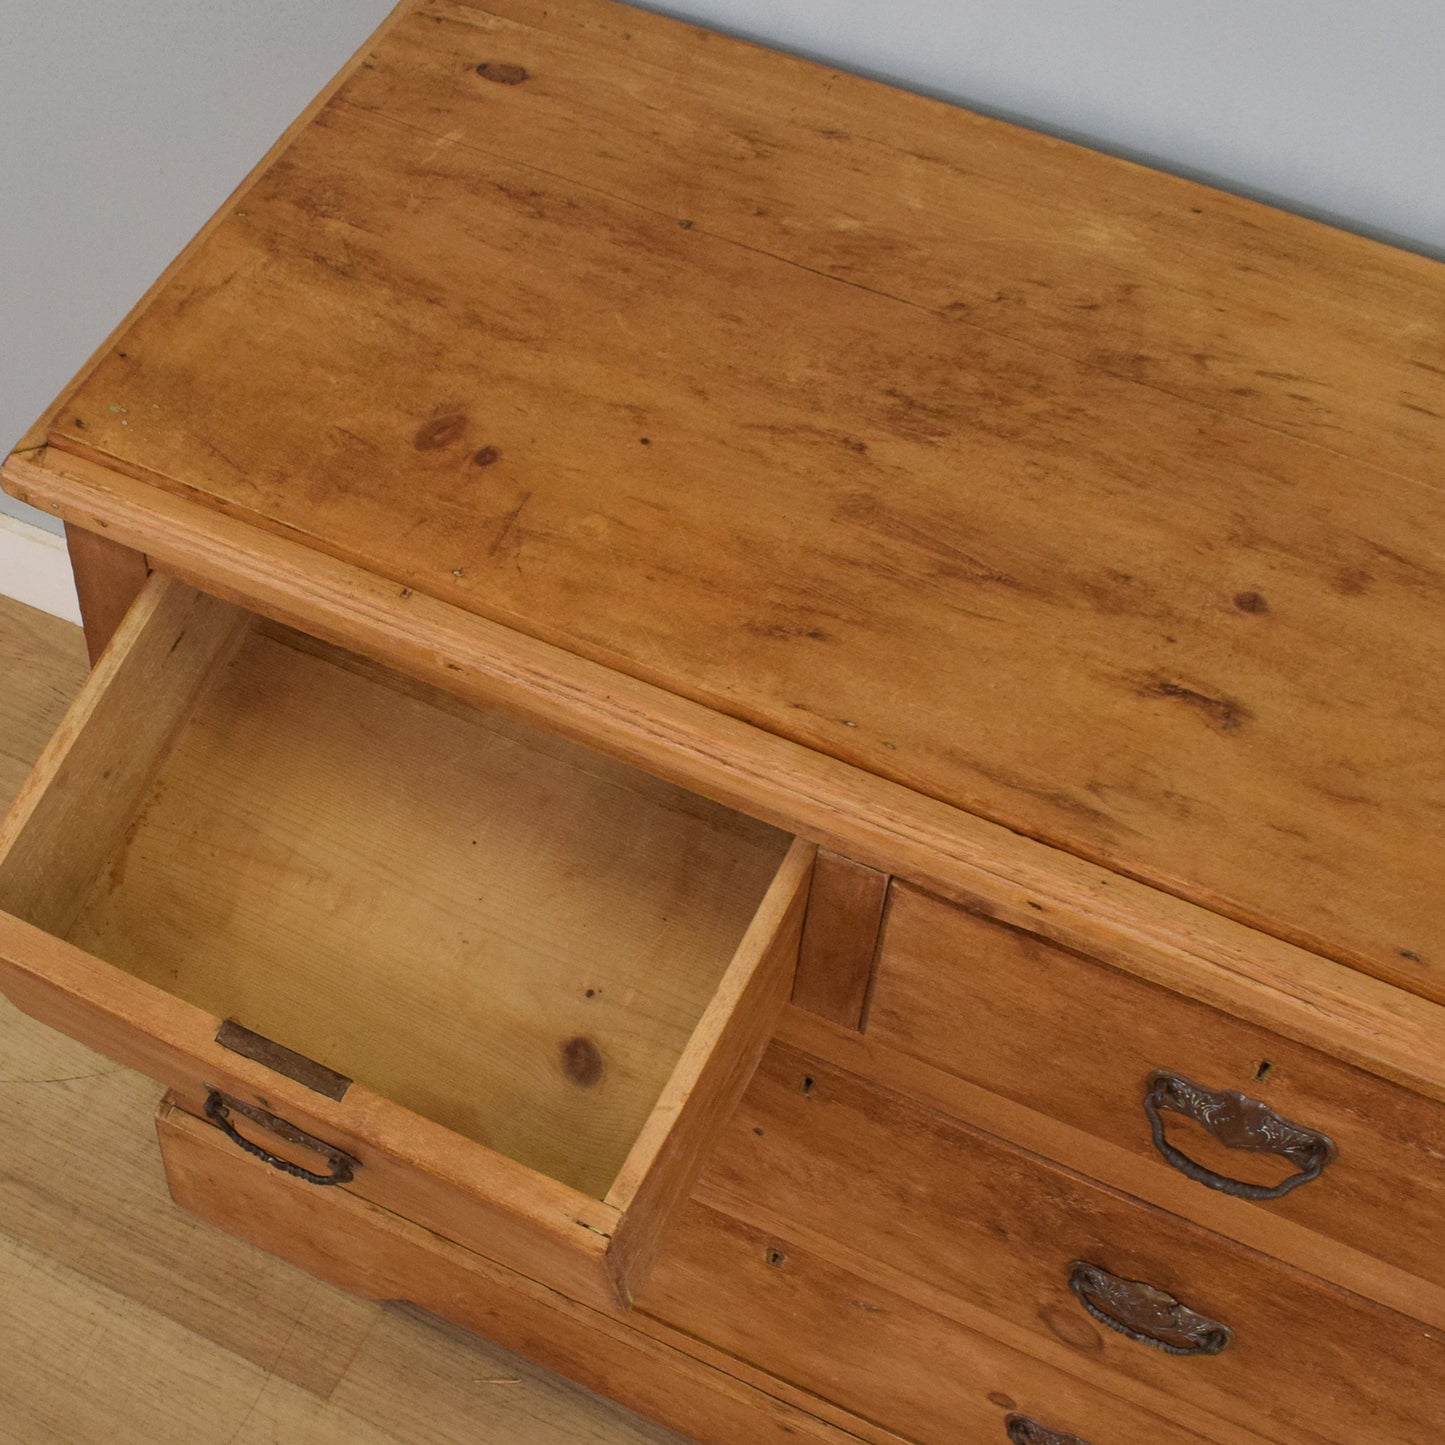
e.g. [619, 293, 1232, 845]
[0, 576, 811, 1309]
[155, 1097, 870, 1445]
[641, 1203, 1229, 1445]
[868, 883, 1445, 1297]
[680, 1043, 1445, 1445]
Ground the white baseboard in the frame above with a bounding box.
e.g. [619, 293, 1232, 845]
[0, 513, 82, 625]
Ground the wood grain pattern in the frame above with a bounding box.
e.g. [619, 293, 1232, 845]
[779, 1002, 1445, 1335]
[157, 1096, 878, 1445]
[639, 1204, 1228, 1445]
[0, 595, 88, 805]
[867, 885, 1445, 1305]
[0, 606, 688, 1445]
[0, 1024, 682, 1445]
[63, 613, 790, 1198]
[2, 11, 1441, 1435]
[0, 906, 627, 1310]
[1, 1111, 672, 1445]
[678, 1044, 1445, 1445]
[10, 0, 1443, 1004]
[607, 838, 813, 1300]
[0, 574, 805, 1306]
[64, 526, 149, 664]
[790, 850, 888, 1030]
[13, 454, 1445, 1119]
[441, 0, 1445, 478]
[0, 1229, 388, 1445]
[0, 578, 247, 938]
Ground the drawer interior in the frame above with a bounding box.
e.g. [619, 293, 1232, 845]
[0, 584, 794, 1201]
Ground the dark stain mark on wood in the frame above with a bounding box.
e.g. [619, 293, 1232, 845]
[744, 621, 832, 642]
[987, 1392, 1017, 1411]
[490, 491, 533, 557]
[1139, 676, 1251, 732]
[1333, 567, 1373, 596]
[1233, 590, 1269, 613]
[490, 178, 552, 220]
[472, 445, 501, 467]
[414, 414, 467, 450]
[1399, 948, 1424, 964]
[764, 1247, 787, 1268]
[561, 1035, 604, 1087]
[1317, 784, 1378, 808]
[742, 419, 868, 455]
[476, 62, 528, 85]
[837, 490, 1022, 591]
[962, 756, 1119, 832]
[879, 385, 957, 443]
[1365, 540, 1428, 574]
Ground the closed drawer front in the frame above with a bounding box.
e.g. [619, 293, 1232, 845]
[668, 1043, 1445, 1445]
[0, 576, 814, 1309]
[866, 883, 1445, 1305]
[642, 1202, 1224, 1445]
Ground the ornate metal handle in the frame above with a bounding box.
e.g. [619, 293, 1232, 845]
[1144, 1070, 1335, 1201]
[204, 1089, 357, 1186]
[1007, 1416, 1094, 1445]
[1068, 1261, 1232, 1356]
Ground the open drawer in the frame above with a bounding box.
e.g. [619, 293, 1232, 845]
[0, 576, 813, 1309]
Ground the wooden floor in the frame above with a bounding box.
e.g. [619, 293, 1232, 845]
[0, 593, 686, 1444]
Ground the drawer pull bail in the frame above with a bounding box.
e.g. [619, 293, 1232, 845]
[1067, 1261, 1232, 1356]
[1144, 1070, 1336, 1200]
[1006, 1415, 1094, 1445]
[204, 1089, 358, 1186]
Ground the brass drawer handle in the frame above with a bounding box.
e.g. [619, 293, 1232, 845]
[204, 1089, 358, 1186]
[1144, 1070, 1336, 1200]
[1067, 1261, 1232, 1356]
[1006, 1415, 1093, 1445]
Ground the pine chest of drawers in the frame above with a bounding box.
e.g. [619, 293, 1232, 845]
[3, 3, 1443, 1442]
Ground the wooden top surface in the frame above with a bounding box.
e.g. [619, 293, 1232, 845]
[8, 0, 1444, 1002]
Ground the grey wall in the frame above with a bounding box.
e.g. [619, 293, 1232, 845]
[3, 0, 1442, 535]
[0, 0, 396, 533]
